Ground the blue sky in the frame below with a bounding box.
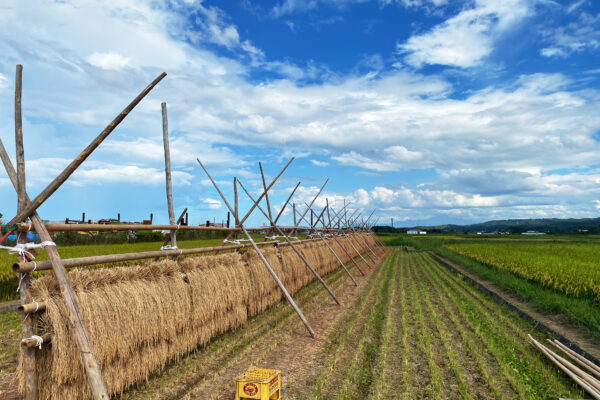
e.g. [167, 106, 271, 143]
[1, 0, 600, 227]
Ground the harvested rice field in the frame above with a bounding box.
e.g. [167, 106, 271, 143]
[0, 248, 586, 399]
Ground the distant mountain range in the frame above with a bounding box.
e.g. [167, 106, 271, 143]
[374, 217, 600, 234]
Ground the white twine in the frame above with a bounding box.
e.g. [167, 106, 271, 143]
[225, 238, 250, 245]
[0, 241, 56, 259]
[22, 300, 40, 323]
[160, 244, 178, 251]
[22, 335, 44, 349]
[17, 273, 25, 292]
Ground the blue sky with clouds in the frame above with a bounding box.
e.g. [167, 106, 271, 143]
[0, 0, 600, 227]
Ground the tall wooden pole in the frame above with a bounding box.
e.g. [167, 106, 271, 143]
[197, 161, 316, 338]
[0, 68, 110, 399]
[161, 102, 177, 260]
[296, 200, 357, 285]
[273, 182, 300, 226]
[258, 162, 273, 224]
[293, 203, 297, 227]
[14, 64, 37, 400]
[241, 227, 316, 338]
[6, 72, 167, 228]
[238, 180, 341, 304]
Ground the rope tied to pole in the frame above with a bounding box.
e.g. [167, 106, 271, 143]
[224, 238, 251, 245]
[0, 240, 56, 259]
[22, 335, 44, 349]
[22, 299, 40, 323]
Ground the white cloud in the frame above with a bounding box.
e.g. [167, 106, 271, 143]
[1, 0, 600, 225]
[0, 73, 8, 89]
[398, 0, 536, 68]
[87, 52, 132, 70]
[203, 198, 222, 209]
[12, 158, 193, 187]
[310, 159, 329, 167]
[270, 0, 369, 17]
[540, 11, 600, 58]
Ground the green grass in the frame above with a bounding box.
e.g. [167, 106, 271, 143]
[381, 234, 600, 340]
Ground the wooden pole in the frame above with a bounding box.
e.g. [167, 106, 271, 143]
[241, 226, 316, 338]
[234, 178, 239, 226]
[293, 180, 328, 232]
[0, 132, 109, 400]
[197, 160, 316, 338]
[259, 162, 273, 224]
[14, 239, 318, 272]
[293, 203, 297, 227]
[14, 64, 37, 400]
[296, 200, 357, 285]
[238, 179, 341, 304]
[273, 182, 300, 225]
[197, 157, 293, 228]
[259, 163, 274, 241]
[161, 102, 177, 260]
[17, 223, 251, 232]
[18, 302, 46, 314]
[345, 232, 374, 267]
[204, 158, 293, 253]
[6, 72, 167, 228]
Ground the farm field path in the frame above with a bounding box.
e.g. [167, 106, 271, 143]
[431, 252, 600, 362]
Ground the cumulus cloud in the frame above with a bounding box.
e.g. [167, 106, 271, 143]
[1, 0, 600, 225]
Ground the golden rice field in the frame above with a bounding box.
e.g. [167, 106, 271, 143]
[446, 242, 600, 300]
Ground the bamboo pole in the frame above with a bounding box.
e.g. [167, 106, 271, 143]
[530, 335, 600, 399]
[549, 339, 600, 379]
[259, 162, 274, 241]
[291, 179, 328, 235]
[297, 200, 357, 286]
[201, 158, 293, 253]
[22, 334, 51, 349]
[155, 208, 187, 260]
[350, 227, 379, 261]
[273, 182, 300, 225]
[197, 157, 293, 227]
[6, 72, 167, 228]
[14, 64, 37, 400]
[241, 226, 316, 337]
[196, 160, 316, 338]
[324, 204, 367, 276]
[0, 123, 109, 400]
[16, 223, 276, 233]
[259, 162, 273, 224]
[161, 102, 177, 260]
[14, 239, 321, 273]
[19, 302, 46, 314]
[238, 180, 341, 304]
[345, 232, 374, 268]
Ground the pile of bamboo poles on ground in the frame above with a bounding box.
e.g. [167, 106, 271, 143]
[20, 235, 377, 399]
[529, 334, 600, 399]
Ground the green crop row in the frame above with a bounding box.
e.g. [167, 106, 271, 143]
[446, 242, 600, 300]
